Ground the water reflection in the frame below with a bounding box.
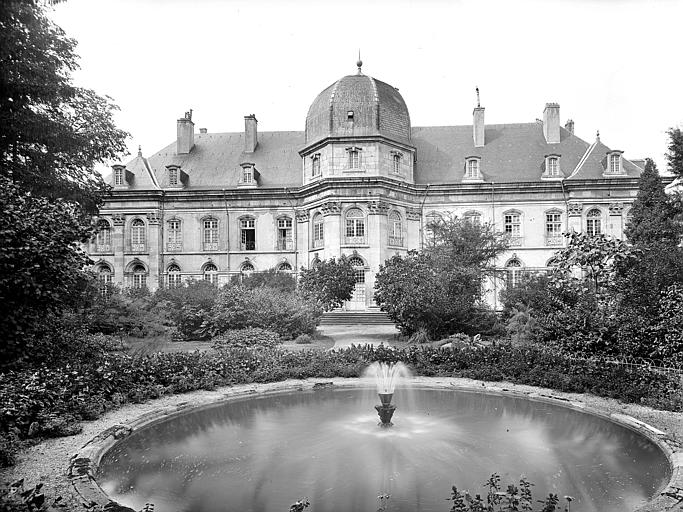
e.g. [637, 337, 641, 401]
[98, 388, 669, 512]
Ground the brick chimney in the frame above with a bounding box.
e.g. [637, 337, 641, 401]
[177, 109, 194, 154]
[244, 114, 258, 153]
[543, 103, 560, 144]
[473, 87, 485, 147]
[564, 119, 574, 135]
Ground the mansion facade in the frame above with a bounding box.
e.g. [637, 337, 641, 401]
[91, 61, 645, 310]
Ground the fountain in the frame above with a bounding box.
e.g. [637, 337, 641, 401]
[366, 361, 410, 427]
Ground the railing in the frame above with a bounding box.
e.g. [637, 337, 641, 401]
[166, 242, 182, 252]
[131, 243, 146, 252]
[277, 239, 294, 251]
[388, 236, 404, 247]
[203, 242, 219, 251]
[545, 235, 564, 247]
[241, 241, 256, 251]
[94, 244, 111, 253]
[506, 236, 523, 247]
[344, 236, 367, 246]
[312, 239, 324, 249]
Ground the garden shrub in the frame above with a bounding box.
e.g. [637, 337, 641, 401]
[208, 286, 321, 339]
[294, 334, 313, 344]
[408, 327, 430, 344]
[153, 279, 220, 340]
[212, 328, 281, 349]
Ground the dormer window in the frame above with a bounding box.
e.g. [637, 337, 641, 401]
[312, 154, 321, 177]
[604, 151, 624, 176]
[543, 154, 562, 179]
[238, 163, 260, 187]
[347, 110, 354, 121]
[464, 157, 481, 180]
[114, 167, 124, 186]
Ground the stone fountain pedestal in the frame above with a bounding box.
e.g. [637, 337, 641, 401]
[375, 393, 396, 427]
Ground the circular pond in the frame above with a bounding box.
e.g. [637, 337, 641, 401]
[98, 387, 670, 512]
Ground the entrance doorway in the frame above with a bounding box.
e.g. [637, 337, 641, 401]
[346, 257, 366, 310]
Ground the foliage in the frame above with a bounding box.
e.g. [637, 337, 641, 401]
[153, 280, 220, 340]
[298, 256, 356, 311]
[208, 286, 321, 339]
[212, 328, 281, 349]
[0, 0, 128, 213]
[375, 216, 507, 338]
[231, 268, 296, 292]
[408, 327, 431, 344]
[294, 334, 313, 344]
[505, 304, 538, 343]
[1, 336, 680, 470]
[666, 127, 683, 179]
[0, 177, 97, 365]
[448, 474, 564, 512]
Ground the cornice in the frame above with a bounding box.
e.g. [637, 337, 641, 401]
[299, 135, 416, 156]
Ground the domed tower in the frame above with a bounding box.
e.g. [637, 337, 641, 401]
[300, 59, 415, 184]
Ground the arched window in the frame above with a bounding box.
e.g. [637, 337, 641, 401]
[97, 264, 112, 297]
[277, 217, 293, 251]
[348, 256, 365, 284]
[240, 217, 256, 251]
[312, 213, 324, 248]
[241, 262, 254, 276]
[586, 208, 602, 236]
[311, 154, 321, 177]
[345, 208, 366, 244]
[464, 211, 481, 227]
[277, 262, 292, 273]
[388, 211, 403, 246]
[203, 263, 218, 285]
[506, 258, 523, 288]
[392, 154, 401, 174]
[131, 219, 146, 252]
[95, 220, 111, 252]
[167, 219, 182, 251]
[203, 218, 219, 251]
[131, 263, 147, 289]
[167, 264, 182, 288]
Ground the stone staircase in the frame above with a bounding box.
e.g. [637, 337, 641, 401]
[320, 310, 394, 326]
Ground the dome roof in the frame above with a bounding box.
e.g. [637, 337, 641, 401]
[305, 73, 411, 145]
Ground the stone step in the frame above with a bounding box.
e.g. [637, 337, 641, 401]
[320, 311, 394, 325]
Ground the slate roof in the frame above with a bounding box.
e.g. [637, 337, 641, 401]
[115, 122, 641, 190]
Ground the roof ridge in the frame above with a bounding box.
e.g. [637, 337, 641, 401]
[569, 140, 597, 179]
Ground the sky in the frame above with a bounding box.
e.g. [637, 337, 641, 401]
[50, 0, 683, 175]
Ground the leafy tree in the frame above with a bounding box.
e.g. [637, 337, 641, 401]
[153, 279, 220, 340]
[666, 127, 683, 180]
[298, 256, 356, 311]
[0, 176, 95, 363]
[1, 0, 128, 213]
[375, 216, 507, 337]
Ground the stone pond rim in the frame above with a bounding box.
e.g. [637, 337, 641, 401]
[67, 378, 683, 512]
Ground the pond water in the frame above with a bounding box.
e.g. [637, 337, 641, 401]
[98, 387, 670, 512]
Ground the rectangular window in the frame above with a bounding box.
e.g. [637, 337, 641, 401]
[393, 154, 401, 174]
[240, 218, 255, 251]
[313, 222, 324, 247]
[545, 213, 561, 235]
[242, 168, 253, 184]
[346, 219, 365, 238]
[587, 218, 602, 236]
[277, 218, 293, 250]
[167, 219, 182, 251]
[504, 214, 521, 236]
[348, 150, 359, 169]
[169, 168, 179, 186]
[203, 219, 219, 251]
[466, 159, 479, 178]
[114, 168, 123, 186]
[133, 274, 146, 289]
[548, 158, 559, 176]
